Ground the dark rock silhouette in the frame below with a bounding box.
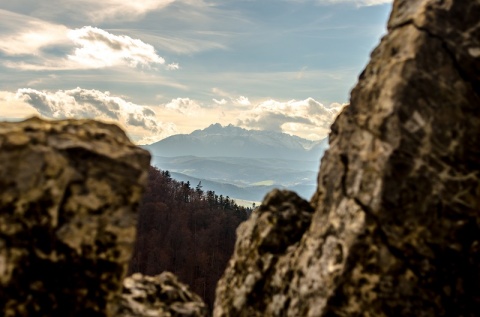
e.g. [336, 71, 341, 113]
[0, 118, 150, 316]
[214, 0, 480, 316]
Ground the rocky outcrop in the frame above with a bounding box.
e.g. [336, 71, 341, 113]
[214, 190, 314, 316]
[214, 0, 480, 316]
[0, 118, 150, 316]
[116, 272, 209, 317]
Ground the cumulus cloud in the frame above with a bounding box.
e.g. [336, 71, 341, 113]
[166, 63, 180, 70]
[213, 98, 227, 105]
[164, 98, 201, 114]
[237, 98, 346, 139]
[15, 87, 176, 143]
[0, 11, 170, 71]
[235, 96, 251, 106]
[67, 26, 165, 69]
[208, 90, 344, 139]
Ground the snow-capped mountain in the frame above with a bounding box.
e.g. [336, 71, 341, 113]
[145, 123, 328, 160]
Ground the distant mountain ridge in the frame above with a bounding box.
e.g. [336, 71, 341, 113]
[150, 157, 319, 201]
[144, 123, 328, 160]
[144, 124, 328, 201]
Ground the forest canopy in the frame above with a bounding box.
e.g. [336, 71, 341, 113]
[129, 166, 252, 308]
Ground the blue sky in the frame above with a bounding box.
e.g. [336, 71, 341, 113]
[0, 0, 392, 144]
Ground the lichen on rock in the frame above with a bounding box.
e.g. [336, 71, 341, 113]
[0, 117, 150, 317]
[214, 189, 314, 316]
[116, 272, 209, 317]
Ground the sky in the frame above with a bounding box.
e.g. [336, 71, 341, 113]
[0, 0, 392, 144]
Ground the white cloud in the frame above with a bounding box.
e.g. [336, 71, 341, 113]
[308, 0, 392, 6]
[0, 10, 170, 71]
[14, 87, 176, 143]
[235, 96, 251, 106]
[67, 26, 165, 69]
[237, 98, 346, 139]
[164, 98, 201, 114]
[2, 89, 346, 142]
[212, 89, 253, 107]
[0, 91, 39, 119]
[207, 96, 345, 140]
[213, 98, 227, 105]
[0, 10, 70, 56]
[166, 63, 180, 70]
[60, 0, 177, 22]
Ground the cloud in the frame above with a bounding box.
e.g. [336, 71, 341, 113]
[85, 0, 178, 21]
[0, 10, 70, 56]
[237, 98, 346, 139]
[213, 98, 227, 105]
[208, 92, 344, 139]
[297, 0, 392, 6]
[135, 33, 228, 54]
[3, 89, 346, 142]
[164, 98, 201, 114]
[0, 10, 169, 71]
[235, 96, 251, 106]
[212, 89, 252, 106]
[212, 87, 231, 98]
[0, 91, 39, 120]
[344, 0, 392, 5]
[67, 26, 165, 69]
[14, 87, 176, 143]
[166, 63, 180, 70]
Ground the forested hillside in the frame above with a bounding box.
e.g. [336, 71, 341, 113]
[128, 167, 252, 308]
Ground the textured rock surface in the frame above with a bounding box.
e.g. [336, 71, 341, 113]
[116, 272, 209, 317]
[0, 117, 150, 316]
[214, 190, 314, 316]
[214, 0, 480, 316]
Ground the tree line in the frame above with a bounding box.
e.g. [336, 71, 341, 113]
[129, 166, 252, 308]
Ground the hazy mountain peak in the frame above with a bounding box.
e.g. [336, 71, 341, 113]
[194, 123, 247, 136]
[146, 123, 329, 160]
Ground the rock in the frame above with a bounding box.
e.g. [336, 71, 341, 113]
[214, 190, 314, 316]
[116, 272, 209, 317]
[214, 1, 480, 316]
[0, 117, 150, 316]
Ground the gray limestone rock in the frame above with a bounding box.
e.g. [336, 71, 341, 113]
[214, 0, 480, 316]
[0, 117, 150, 317]
[116, 272, 209, 317]
[214, 190, 314, 316]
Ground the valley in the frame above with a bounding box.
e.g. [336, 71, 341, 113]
[144, 124, 329, 202]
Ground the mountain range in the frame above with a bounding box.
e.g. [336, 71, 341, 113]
[145, 123, 328, 160]
[143, 124, 329, 202]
